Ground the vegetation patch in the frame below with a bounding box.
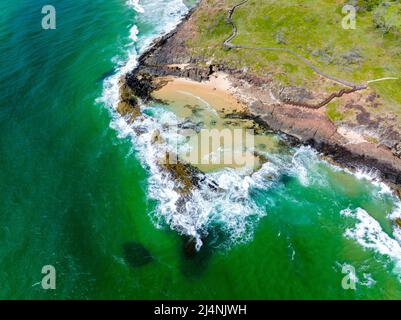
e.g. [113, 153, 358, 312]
[189, 0, 401, 121]
[326, 101, 344, 122]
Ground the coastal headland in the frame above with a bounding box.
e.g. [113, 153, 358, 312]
[118, 0, 401, 196]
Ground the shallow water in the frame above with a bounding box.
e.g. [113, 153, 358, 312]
[1, 0, 401, 299]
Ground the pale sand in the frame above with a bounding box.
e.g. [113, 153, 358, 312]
[338, 126, 368, 144]
[152, 72, 247, 114]
[151, 72, 280, 173]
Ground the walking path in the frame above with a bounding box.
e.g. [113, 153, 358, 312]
[223, 0, 375, 108]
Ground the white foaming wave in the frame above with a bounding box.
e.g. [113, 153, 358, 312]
[388, 202, 401, 220]
[353, 168, 394, 196]
[394, 226, 401, 244]
[129, 25, 139, 42]
[388, 203, 401, 243]
[126, 0, 145, 13]
[99, 0, 401, 252]
[263, 145, 327, 188]
[293, 145, 397, 200]
[280, 141, 398, 199]
[124, 106, 266, 250]
[341, 207, 401, 279]
[249, 158, 281, 190]
[97, 0, 189, 111]
[137, 0, 188, 39]
[291, 147, 312, 186]
[125, 109, 185, 228]
[361, 273, 376, 287]
[325, 159, 396, 198]
[245, 145, 327, 191]
[194, 173, 263, 249]
[275, 145, 327, 187]
[111, 116, 135, 139]
[97, 0, 191, 188]
[96, 0, 276, 249]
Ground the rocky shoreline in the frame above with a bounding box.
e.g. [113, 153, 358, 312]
[119, 1, 401, 196]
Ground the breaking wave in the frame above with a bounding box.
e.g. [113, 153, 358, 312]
[96, 0, 270, 250]
[112, 105, 267, 250]
[97, 0, 401, 256]
[341, 207, 401, 279]
[97, 0, 188, 110]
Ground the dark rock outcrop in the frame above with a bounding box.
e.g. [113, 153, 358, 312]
[250, 100, 401, 185]
[117, 81, 141, 120]
[123, 241, 153, 268]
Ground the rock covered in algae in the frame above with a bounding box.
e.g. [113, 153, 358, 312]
[116, 80, 141, 121]
[160, 152, 221, 195]
[161, 152, 202, 195]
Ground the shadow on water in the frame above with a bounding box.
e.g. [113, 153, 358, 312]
[123, 241, 153, 268]
[180, 227, 229, 278]
[97, 68, 117, 83]
[279, 173, 294, 186]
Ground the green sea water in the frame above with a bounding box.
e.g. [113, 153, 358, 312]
[1, 0, 401, 300]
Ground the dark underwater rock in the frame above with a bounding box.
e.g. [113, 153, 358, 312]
[184, 238, 198, 258]
[279, 173, 294, 185]
[178, 119, 204, 133]
[181, 237, 213, 278]
[123, 241, 153, 268]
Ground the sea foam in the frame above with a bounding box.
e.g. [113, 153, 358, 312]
[127, 106, 267, 250]
[97, 0, 272, 250]
[97, 0, 334, 250]
[97, 0, 401, 255]
[341, 207, 401, 279]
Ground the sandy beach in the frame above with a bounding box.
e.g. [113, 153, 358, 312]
[152, 72, 247, 115]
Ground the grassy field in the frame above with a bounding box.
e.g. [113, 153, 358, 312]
[187, 0, 401, 120]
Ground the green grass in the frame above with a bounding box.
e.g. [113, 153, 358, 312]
[369, 79, 401, 116]
[326, 101, 344, 122]
[189, 0, 401, 117]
